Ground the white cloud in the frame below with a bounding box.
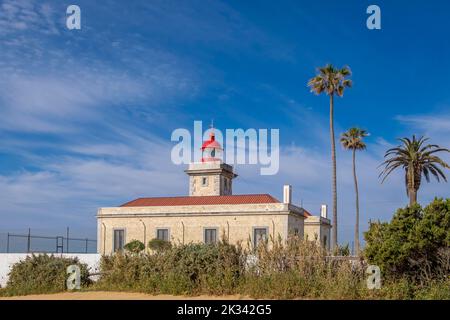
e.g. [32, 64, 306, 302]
[0, 0, 201, 134]
[396, 114, 450, 134]
[0, 0, 201, 236]
[0, 0, 59, 35]
[0, 132, 186, 233]
[1, 105, 449, 246]
[0, 70, 159, 132]
[0, 0, 448, 249]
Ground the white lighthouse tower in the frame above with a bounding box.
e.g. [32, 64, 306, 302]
[185, 126, 237, 196]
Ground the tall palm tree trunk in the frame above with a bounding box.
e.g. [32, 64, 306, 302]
[409, 188, 417, 206]
[407, 167, 418, 206]
[329, 94, 338, 250]
[352, 149, 360, 255]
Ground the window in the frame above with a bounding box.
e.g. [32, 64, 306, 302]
[323, 235, 327, 249]
[294, 228, 299, 236]
[113, 229, 125, 252]
[253, 228, 268, 248]
[202, 177, 208, 186]
[204, 228, 217, 244]
[156, 229, 169, 241]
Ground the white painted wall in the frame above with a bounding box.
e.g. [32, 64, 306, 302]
[0, 253, 101, 288]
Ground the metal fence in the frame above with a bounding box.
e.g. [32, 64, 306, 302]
[4, 228, 97, 254]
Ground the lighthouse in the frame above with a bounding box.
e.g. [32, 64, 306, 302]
[201, 130, 222, 162]
[98, 122, 332, 254]
[185, 126, 237, 196]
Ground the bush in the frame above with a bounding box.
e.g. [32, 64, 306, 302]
[240, 236, 367, 299]
[94, 235, 450, 299]
[124, 239, 145, 253]
[1, 239, 448, 299]
[96, 241, 243, 295]
[1, 254, 91, 296]
[96, 237, 372, 299]
[334, 243, 351, 256]
[364, 198, 450, 281]
[148, 238, 172, 252]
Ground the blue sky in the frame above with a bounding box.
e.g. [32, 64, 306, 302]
[0, 0, 449, 247]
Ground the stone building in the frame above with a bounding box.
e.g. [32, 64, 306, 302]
[97, 131, 331, 254]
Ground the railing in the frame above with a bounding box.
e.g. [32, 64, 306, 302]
[4, 229, 97, 253]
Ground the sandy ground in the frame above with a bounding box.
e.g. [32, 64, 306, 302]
[0, 291, 252, 300]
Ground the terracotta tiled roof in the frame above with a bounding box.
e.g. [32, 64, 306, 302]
[303, 209, 312, 217]
[120, 194, 280, 207]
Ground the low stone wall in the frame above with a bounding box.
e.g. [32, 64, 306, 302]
[0, 253, 101, 288]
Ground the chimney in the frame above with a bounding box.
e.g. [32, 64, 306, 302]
[283, 185, 292, 204]
[320, 204, 328, 218]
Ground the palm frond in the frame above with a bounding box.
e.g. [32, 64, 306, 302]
[307, 64, 352, 98]
[379, 135, 450, 197]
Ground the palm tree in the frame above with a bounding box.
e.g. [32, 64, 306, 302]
[340, 128, 368, 255]
[380, 135, 450, 206]
[308, 64, 352, 249]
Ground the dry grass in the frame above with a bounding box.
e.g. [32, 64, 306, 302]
[1, 238, 448, 299]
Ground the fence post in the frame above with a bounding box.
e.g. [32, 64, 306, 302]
[27, 228, 31, 253]
[66, 227, 69, 253]
[56, 236, 64, 253]
[7, 233, 9, 253]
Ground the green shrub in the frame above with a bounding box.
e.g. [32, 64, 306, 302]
[334, 243, 351, 256]
[364, 198, 450, 280]
[96, 237, 371, 299]
[94, 235, 450, 299]
[148, 238, 172, 252]
[240, 236, 367, 299]
[2, 208, 448, 299]
[2, 254, 91, 296]
[413, 279, 450, 299]
[96, 241, 243, 295]
[124, 239, 145, 253]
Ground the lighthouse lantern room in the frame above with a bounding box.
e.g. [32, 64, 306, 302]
[185, 124, 237, 196]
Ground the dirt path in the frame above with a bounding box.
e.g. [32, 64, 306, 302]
[0, 291, 252, 300]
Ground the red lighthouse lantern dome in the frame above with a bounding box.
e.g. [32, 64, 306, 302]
[201, 130, 223, 162]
